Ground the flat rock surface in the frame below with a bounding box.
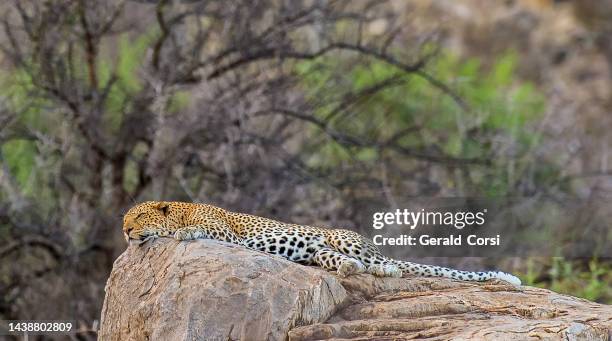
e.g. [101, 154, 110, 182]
[99, 238, 612, 340]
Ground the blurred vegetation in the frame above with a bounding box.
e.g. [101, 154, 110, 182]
[524, 258, 612, 304]
[296, 52, 547, 196]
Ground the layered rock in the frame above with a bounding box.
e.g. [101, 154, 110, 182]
[99, 239, 612, 340]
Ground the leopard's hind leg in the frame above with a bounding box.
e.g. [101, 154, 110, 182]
[326, 229, 402, 278]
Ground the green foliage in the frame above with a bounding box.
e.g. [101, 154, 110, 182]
[167, 90, 191, 113]
[0, 30, 194, 200]
[1, 140, 36, 192]
[523, 258, 612, 304]
[0, 64, 55, 131]
[97, 32, 154, 132]
[295, 51, 546, 196]
[0, 64, 50, 197]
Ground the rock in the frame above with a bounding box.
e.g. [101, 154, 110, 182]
[99, 238, 612, 341]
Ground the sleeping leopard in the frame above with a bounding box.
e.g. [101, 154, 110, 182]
[122, 201, 521, 285]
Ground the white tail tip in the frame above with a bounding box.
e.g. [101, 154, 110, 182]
[494, 272, 522, 286]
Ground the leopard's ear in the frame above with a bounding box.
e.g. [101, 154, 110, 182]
[154, 201, 170, 216]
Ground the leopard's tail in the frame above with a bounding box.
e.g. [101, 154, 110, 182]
[391, 259, 521, 286]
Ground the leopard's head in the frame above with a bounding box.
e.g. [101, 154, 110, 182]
[122, 201, 175, 242]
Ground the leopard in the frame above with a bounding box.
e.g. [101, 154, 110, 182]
[122, 201, 521, 285]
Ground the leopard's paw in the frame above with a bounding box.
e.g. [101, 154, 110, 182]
[140, 234, 158, 245]
[367, 263, 402, 278]
[337, 259, 366, 278]
[174, 228, 194, 241]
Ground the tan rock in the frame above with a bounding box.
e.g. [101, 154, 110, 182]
[99, 239, 612, 341]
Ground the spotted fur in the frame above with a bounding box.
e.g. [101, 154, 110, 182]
[123, 201, 521, 285]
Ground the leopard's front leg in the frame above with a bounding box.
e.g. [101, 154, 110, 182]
[174, 221, 242, 244]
